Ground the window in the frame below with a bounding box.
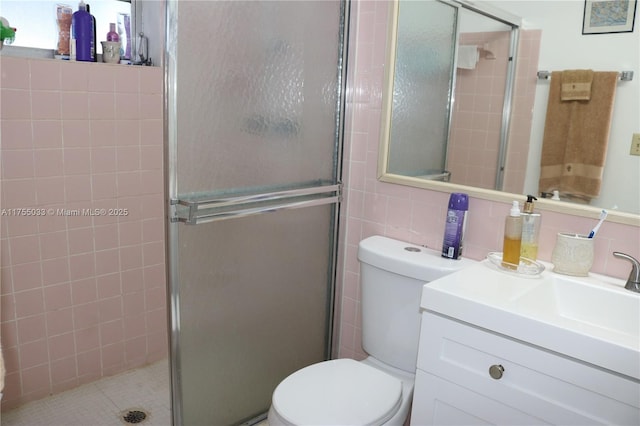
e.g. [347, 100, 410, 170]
[0, 0, 132, 55]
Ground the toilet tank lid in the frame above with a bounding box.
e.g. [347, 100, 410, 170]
[358, 236, 476, 282]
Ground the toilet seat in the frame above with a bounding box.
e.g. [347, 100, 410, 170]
[271, 358, 403, 425]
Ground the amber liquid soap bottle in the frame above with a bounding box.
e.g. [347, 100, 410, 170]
[502, 201, 522, 269]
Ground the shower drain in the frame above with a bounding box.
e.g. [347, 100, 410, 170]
[122, 409, 148, 424]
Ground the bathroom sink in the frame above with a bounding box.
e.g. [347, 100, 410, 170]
[514, 273, 639, 339]
[421, 261, 640, 380]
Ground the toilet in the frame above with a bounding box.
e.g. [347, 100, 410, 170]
[268, 235, 475, 425]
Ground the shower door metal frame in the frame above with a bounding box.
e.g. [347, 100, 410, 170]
[163, 1, 351, 424]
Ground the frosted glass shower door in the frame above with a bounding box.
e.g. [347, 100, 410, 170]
[166, 1, 347, 425]
[387, 0, 458, 178]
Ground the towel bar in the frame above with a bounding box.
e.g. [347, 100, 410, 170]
[170, 183, 342, 225]
[537, 70, 634, 81]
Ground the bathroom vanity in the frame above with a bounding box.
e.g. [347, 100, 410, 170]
[411, 261, 640, 425]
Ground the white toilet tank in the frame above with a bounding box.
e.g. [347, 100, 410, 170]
[358, 236, 475, 373]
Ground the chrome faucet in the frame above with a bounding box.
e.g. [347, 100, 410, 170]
[613, 252, 640, 293]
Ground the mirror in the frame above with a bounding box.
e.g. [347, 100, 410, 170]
[379, 0, 640, 225]
[382, 0, 458, 182]
[381, 0, 517, 188]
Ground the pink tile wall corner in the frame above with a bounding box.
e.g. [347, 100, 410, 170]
[139, 66, 163, 94]
[0, 57, 167, 410]
[140, 94, 163, 120]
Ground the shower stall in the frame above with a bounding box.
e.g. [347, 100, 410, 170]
[165, 1, 348, 424]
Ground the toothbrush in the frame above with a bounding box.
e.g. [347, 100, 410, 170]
[588, 209, 607, 238]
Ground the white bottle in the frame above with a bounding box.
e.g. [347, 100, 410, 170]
[520, 195, 541, 261]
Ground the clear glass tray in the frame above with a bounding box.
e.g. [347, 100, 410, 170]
[487, 252, 545, 276]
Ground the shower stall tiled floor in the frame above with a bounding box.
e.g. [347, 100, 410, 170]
[2, 360, 171, 426]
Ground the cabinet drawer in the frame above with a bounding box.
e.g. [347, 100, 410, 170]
[411, 369, 549, 425]
[416, 312, 640, 425]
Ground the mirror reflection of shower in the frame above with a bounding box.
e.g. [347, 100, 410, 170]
[447, 7, 516, 190]
[380, 0, 523, 192]
[384, 0, 457, 180]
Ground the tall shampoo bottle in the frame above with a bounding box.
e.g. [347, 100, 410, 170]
[520, 195, 541, 261]
[502, 201, 522, 269]
[72, 1, 92, 61]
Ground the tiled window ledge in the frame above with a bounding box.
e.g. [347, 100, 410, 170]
[0, 45, 159, 67]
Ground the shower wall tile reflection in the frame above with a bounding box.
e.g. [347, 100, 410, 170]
[448, 31, 511, 189]
[0, 58, 166, 411]
[448, 29, 541, 191]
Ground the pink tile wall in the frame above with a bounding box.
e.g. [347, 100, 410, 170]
[0, 57, 166, 410]
[449, 30, 540, 193]
[337, 2, 640, 360]
[449, 31, 510, 189]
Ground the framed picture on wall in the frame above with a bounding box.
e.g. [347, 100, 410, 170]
[583, 0, 637, 34]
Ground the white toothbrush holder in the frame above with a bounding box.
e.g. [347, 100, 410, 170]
[551, 233, 594, 276]
[101, 41, 121, 64]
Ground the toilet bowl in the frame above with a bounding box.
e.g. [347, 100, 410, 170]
[268, 236, 475, 426]
[268, 358, 414, 426]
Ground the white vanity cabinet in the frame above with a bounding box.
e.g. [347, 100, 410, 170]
[410, 312, 640, 425]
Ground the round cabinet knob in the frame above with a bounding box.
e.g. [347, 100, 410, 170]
[489, 364, 504, 380]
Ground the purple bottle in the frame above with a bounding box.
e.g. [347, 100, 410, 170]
[107, 23, 119, 42]
[123, 14, 131, 59]
[441, 193, 469, 259]
[86, 3, 97, 61]
[72, 1, 92, 61]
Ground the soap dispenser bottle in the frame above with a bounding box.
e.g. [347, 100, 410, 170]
[520, 195, 541, 261]
[502, 201, 522, 269]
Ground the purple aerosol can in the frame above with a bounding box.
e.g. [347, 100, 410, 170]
[441, 193, 469, 259]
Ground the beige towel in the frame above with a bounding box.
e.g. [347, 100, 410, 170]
[539, 71, 618, 200]
[561, 69, 594, 101]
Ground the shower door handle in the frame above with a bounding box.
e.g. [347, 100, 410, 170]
[171, 183, 342, 225]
